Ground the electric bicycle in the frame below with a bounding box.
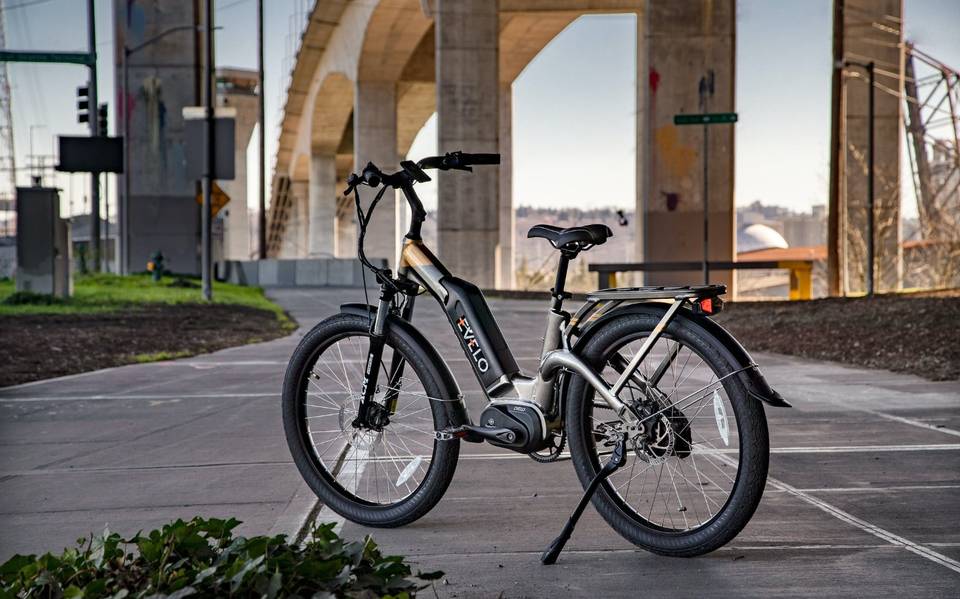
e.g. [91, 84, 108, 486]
[281, 151, 791, 562]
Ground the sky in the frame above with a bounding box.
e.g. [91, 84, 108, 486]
[3, 0, 959, 223]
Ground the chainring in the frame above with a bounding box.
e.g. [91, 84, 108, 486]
[528, 428, 567, 463]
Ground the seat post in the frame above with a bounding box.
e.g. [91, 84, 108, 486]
[551, 250, 575, 312]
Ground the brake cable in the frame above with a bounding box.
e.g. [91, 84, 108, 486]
[352, 183, 402, 316]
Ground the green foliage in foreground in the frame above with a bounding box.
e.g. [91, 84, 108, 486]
[0, 274, 292, 328]
[0, 517, 441, 599]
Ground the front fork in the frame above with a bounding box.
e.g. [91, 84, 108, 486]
[354, 286, 415, 429]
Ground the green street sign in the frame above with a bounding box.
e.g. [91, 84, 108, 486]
[0, 50, 94, 66]
[674, 112, 738, 126]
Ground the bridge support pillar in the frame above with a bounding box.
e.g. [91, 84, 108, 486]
[354, 80, 399, 265]
[840, 0, 903, 293]
[436, 0, 500, 288]
[286, 180, 309, 257]
[497, 83, 515, 290]
[308, 153, 337, 257]
[639, 0, 736, 289]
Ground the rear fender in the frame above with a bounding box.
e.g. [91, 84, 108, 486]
[340, 303, 471, 428]
[572, 302, 791, 408]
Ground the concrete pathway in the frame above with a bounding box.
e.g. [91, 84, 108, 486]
[1, 288, 958, 597]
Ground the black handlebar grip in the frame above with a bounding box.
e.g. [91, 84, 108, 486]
[464, 153, 500, 165]
[417, 156, 445, 170]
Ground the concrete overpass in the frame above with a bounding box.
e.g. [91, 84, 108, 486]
[266, 0, 738, 289]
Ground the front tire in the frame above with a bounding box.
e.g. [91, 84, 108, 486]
[282, 313, 460, 528]
[565, 311, 769, 556]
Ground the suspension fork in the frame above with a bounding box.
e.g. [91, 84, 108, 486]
[355, 285, 396, 427]
[383, 292, 416, 414]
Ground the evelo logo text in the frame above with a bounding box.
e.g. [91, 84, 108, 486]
[456, 315, 489, 373]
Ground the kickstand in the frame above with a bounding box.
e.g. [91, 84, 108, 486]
[541, 434, 628, 565]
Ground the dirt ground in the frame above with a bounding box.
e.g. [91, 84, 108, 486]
[0, 304, 290, 387]
[715, 293, 960, 381]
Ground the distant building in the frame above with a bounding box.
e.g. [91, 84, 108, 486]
[735, 203, 827, 299]
[736, 201, 825, 248]
[737, 223, 788, 253]
[216, 68, 260, 261]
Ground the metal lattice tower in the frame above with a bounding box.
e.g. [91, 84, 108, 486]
[903, 43, 960, 243]
[0, 0, 16, 236]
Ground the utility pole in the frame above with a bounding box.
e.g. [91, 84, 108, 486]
[0, 0, 16, 238]
[699, 70, 715, 286]
[201, 0, 214, 300]
[827, 0, 844, 296]
[866, 62, 875, 297]
[121, 0, 129, 275]
[86, 0, 101, 272]
[257, 0, 267, 259]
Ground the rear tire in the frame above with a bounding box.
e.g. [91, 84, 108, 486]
[282, 313, 460, 527]
[565, 312, 769, 556]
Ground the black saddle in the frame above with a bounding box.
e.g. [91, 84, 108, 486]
[527, 223, 613, 250]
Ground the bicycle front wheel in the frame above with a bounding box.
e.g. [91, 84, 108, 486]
[282, 313, 460, 527]
[565, 311, 769, 556]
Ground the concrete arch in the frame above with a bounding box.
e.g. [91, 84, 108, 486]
[310, 72, 354, 154]
[269, 0, 737, 290]
[357, 0, 433, 82]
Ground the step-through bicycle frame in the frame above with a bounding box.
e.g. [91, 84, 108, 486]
[394, 238, 741, 425]
[350, 157, 788, 441]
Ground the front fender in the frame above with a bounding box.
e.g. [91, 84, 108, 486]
[340, 303, 471, 427]
[573, 302, 791, 408]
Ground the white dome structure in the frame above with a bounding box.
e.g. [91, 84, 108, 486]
[738, 224, 789, 253]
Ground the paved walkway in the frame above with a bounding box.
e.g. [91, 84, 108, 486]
[1, 288, 958, 597]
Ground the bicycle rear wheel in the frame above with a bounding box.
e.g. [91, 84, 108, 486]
[565, 311, 769, 556]
[282, 313, 460, 527]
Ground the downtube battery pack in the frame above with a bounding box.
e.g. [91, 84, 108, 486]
[441, 277, 520, 391]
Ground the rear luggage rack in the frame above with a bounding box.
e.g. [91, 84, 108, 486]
[586, 284, 726, 301]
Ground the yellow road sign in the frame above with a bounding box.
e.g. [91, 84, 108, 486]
[197, 182, 230, 216]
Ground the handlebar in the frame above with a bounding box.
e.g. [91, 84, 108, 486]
[344, 150, 500, 257]
[417, 151, 500, 171]
[343, 151, 500, 195]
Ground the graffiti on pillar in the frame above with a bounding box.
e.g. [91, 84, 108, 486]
[649, 68, 661, 94]
[122, 0, 147, 134]
[661, 191, 680, 211]
[654, 124, 697, 212]
[142, 77, 167, 161]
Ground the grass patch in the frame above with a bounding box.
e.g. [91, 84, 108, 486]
[131, 350, 195, 363]
[0, 274, 294, 330]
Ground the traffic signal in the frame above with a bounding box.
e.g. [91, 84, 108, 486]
[98, 103, 108, 135]
[77, 85, 90, 124]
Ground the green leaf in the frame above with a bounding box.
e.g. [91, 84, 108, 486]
[267, 570, 282, 599]
[63, 584, 84, 598]
[174, 586, 198, 599]
[0, 554, 35, 578]
[192, 566, 217, 585]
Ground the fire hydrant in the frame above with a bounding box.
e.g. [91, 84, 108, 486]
[147, 250, 165, 282]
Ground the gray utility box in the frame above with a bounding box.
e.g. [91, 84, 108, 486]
[16, 186, 72, 298]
